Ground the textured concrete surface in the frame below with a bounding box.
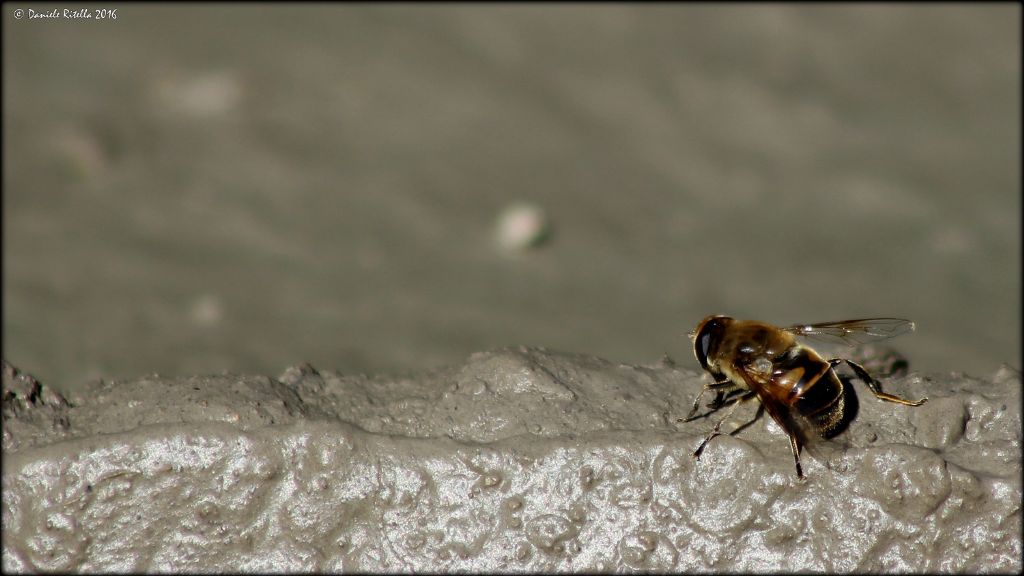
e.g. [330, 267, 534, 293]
[2, 352, 1020, 573]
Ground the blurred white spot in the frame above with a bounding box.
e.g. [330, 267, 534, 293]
[190, 294, 224, 327]
[495, 202, 551, 252]
[157, 71, 242, 117]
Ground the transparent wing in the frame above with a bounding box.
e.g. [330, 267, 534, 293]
[783, 318, 915, 347]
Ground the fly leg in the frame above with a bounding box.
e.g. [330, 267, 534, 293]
[708, 388, 746, 411]
[788, 430, 805, 479]
[680, 378, 735, 422]
[681, 388, 711, 422]
[756, 393, 809, 479]
[727, 400, 765, 437]
[692, 391, 757, 459]
[830, 359, 927, 406]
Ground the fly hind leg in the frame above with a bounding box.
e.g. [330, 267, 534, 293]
[830, 358, 927, 406]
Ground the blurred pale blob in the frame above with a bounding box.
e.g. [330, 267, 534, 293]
[154, 70, 242, 118]
[190, 294, 225, 328]
[495, 202, 552, 252]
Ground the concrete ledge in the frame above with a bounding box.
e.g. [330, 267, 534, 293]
[2, 350, 1021, 572]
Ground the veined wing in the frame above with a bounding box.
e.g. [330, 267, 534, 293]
[783, 318, 915, 347]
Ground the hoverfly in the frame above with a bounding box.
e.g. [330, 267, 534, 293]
[683, 315, 927, 478]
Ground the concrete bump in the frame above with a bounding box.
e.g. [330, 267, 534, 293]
[2, 352, 1021, 572]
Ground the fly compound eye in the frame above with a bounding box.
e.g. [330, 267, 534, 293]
[693, 316, 728, 371]
[696, 331, 713, 369]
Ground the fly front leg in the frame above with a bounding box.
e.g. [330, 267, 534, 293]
[693, 391, 757, 459]
[681, 378, 735, 422]
[708, 387, 747, 411]
[830, 358, 927, 406]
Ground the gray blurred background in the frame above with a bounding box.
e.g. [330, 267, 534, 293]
[3, 4, 1020, 395]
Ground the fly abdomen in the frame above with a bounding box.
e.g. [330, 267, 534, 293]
[794, 370, 845, 436]
[776, 347, 845, 436]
